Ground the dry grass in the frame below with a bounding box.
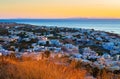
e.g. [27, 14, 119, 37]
[1, 55, 119, 79]
[0, 56, 86, 79]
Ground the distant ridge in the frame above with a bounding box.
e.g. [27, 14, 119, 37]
[0, 18, 120, 23]
[0, 17, 120, 20]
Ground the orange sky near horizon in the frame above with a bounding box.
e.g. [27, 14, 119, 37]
[0, 0, 120, 18]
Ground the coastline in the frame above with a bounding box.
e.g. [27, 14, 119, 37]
[0, 19, 120, 34]
[0, 22, 120, 78]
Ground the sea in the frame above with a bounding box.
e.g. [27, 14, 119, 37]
[0, 19, 120, 34]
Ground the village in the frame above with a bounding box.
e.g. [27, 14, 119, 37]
[0, 22, 120, 72]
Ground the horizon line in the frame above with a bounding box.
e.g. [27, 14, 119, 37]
[1, 17, 120, 20]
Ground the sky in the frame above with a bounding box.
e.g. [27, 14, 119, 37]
[0, 0, 120, 19]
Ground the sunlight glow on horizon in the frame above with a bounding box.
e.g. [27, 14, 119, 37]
[0, 0, 120, 19]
